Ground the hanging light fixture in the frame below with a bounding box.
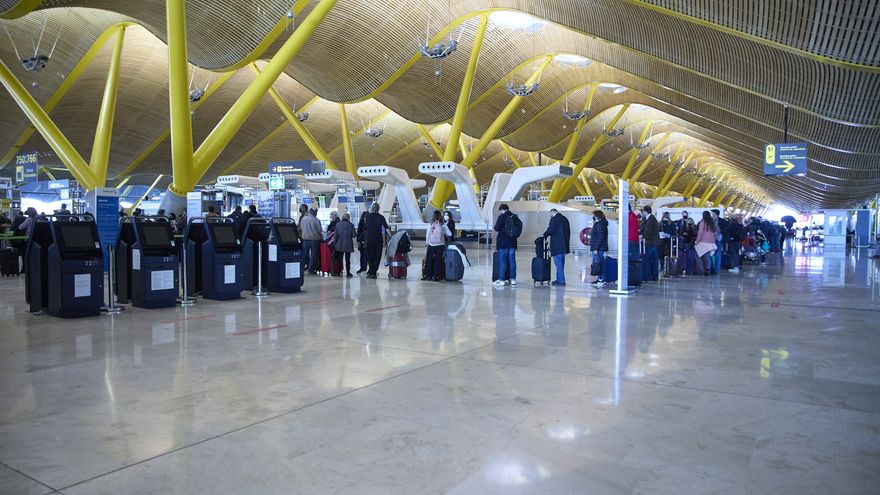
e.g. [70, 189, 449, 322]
[507, 81, 539, 97]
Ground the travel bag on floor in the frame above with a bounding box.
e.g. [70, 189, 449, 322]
[531, 237, 551, 285]
[0, 247, 18, 276]
[628, 260, 642, 288]
[319, 241, 336, 275]
[491, 250, 501, 281]
[389, 252, 407, 279]
[603, 256, 618, 283]
[445, 244, 467, 282]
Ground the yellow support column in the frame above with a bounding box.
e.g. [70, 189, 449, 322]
[415, 124, 444, 158]
[262, 76, 338, 169]
[499, 142, 524, 168]
[89, 25, 126, 189]
[654, 150, 693, 198]
[0, 58, 94, 187]
[579, 172, 594, 197]
[548, 104, 628, 202]
[191, 0, 338, 185]
[629, 132, 671, 184]
[0, 0, 42, 19]
[549, 83, 598, 194]
[457, 141, 480, 195]
[697, 174, 726, 207]
[598, 174, 615, 196]
[620, 121, 653, 183]
[127, 174, 164, 215]
[338, 104, 357, 177]
[165, 0, 196, 197]
[429, 56, 553, 207]
[429, 13, 489, 209]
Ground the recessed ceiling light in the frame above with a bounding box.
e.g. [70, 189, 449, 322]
[554, 54, 592, 68]
[488, 11, 547, 32]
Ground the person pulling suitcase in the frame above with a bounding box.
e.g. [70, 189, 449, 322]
[542, 208, 570, 286]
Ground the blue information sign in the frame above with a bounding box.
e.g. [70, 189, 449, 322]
[95, 191, 120, 271]
[268, 160, 325, 175]
[764, 143, 807, 176]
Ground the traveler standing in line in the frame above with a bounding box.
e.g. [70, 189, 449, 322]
[356, 211, 368, 274]
[627, 205, 639, 262]
[16, 208, 38, 274]
[423, 210, 446, 281]
[363, 203, 389, 279]
[728, 214, 744, 273]
[711, 209, 728, 274]
[589, 210, 609, 287]
[695, 211, 718, 275]
[640, 206, 660, 281]
[299, 208, 323, 275]
[205, 206, 220, 218]
[327, 210, 339, 233]
[331, 212, 356, 277]
[659, 211, 676, 265]
[58, 203, 71, 215]
[543, 208, 571, 286]
[443, 211, 456, 243]
[492, 204, 518, 287]
[227, 205, 243, 234]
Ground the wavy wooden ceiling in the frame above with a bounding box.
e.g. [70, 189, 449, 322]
[0, 0, 878, 210]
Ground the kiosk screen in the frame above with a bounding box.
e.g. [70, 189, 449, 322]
[209, 224, 239, 247]
[57, 224, 98, 250]
[274, 224, 300, 245]
[140, 224, 173, 248]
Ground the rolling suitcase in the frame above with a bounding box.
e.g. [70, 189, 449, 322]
[0, 247, 18, 276]
[492, 250, 501, 281]
[389, 252, 407, 279]
[319, 241, 336, 276]
[603, 256, 618, 283]
[445, 245, 465, 282]
[531, 237, 551, 285]
[720, 253, 733, 269]
[628, 260, 642, 288]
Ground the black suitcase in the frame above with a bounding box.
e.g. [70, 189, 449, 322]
[532, 237, 551, 285]
[0, 247, 18, 276]
[720, 253, 733, 269]
[628, 260, 642, 288]
[492, 250, 501, 281]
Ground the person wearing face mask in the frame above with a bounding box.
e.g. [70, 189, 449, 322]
[589, 210, 609, 287]
[442, 211, 456, 243]
[542, 209, 571, 286]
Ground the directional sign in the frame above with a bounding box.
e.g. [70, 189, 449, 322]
[14, 152, 38, 183]
[764, 143, 807, 176]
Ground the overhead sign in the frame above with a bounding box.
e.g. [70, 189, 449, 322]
[14, 152, 38, 183]
[267, 176, 286, 191]
[764, 143, 807, 176]
[268, 160, 325, 175]
[48, 179, 70, 190]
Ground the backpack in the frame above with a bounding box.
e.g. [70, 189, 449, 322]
[504, 213, 523, 239]
[397, 233, 412, 253]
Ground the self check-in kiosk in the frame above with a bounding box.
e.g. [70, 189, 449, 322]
[241, 217, 271, 294]
[184, 217, 245, 300]
[267, 218, 304, 293]
[26, 214, 104, 317]
[116, 217, 179, 308]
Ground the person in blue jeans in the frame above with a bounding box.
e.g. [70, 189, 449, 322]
[639, 205, 660, 281]
[711, 209, 727, 275]
[543, 208, 571, 286]
[493, 204, 518, 286]
[589, 210, 609, 286]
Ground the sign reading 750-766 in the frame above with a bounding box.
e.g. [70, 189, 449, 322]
[764, 143, 807, 176]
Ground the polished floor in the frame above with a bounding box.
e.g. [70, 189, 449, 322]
[1, 246, 879, 494]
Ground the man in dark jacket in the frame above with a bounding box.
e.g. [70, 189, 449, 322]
[493, 204, 518, 286]
[589, 210, 609, 286]
[711, 209, 728, 274]
[543, 208, 571, 286]
[640, 206, 660, 281]
[727, 215, 744, 272]
[362, 203, 389, 279]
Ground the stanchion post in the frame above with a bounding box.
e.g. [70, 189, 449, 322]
[178, 244, 196, 306]
[102, 244, 124, 314]
[252, 240, 269, 297]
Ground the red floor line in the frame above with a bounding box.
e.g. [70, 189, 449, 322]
[365, 305, 401, 313]
[232, 324, 287, 336]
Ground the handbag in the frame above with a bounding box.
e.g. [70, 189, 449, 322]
[590, 261, 603, 276]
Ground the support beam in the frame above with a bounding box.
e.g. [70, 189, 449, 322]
[188, 0, 337, 188]
[127, 174, 164, 215]
[261, 69, 338, 169]
[499, 142, 524, 168]
[112, 71, 234, 180]
[620, 121, 653, 183]
[1, 22, 135, 167]
[430, 55, 553, 208]
[338, 104, 357, 177]
[579, 172, 594, 197]
[89, 25, 126, 189]
[165, 0, 196, 196]
[654, 149, 693, 198]
[427, 13, 488, 208]
[457, 141, 480, 195]
[548, 83, 597, 194]
[697, 173, 727, 206]
[415, 124, 443, 158]
[629, 132, 671, 184]
[548, 104, 628, 202]
[0, 58, 95, 187]
[598, 174, 615, 196]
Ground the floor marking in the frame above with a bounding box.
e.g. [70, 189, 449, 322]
[365, 305, 401, 313]
[160, 315, 217, 324]
[232, 324, 286, 336]
[771, 301, 780, 308]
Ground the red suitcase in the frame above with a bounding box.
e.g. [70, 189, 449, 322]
[320, 241, 335, 276]
[388, 252, 407, 279]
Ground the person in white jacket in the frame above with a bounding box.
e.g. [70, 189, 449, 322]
[423, 210, 446, 281]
